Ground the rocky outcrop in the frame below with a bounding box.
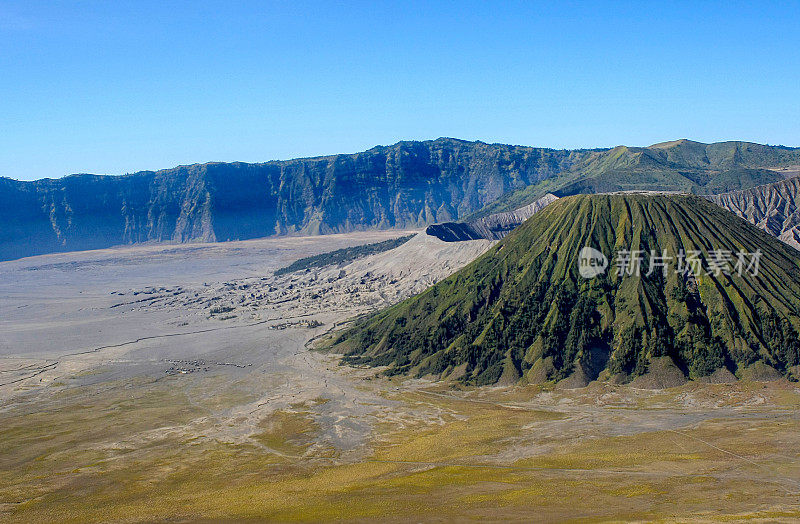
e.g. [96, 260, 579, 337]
[709, 176, 800, 250]
[780, 228, 800, 250]
[425, 193, 559, 241]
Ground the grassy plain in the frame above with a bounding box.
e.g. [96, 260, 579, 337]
[2, 377, 799, 522]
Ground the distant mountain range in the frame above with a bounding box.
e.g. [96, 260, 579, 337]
[2, 138, 799, 261]
[330, 194, 800, 386]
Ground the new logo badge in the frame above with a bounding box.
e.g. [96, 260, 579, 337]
[578, 246, 608, 278]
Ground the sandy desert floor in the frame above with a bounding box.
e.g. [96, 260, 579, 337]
[1, 232, 799, 522]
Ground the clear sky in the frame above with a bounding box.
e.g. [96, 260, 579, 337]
[2, 0, 799, 181]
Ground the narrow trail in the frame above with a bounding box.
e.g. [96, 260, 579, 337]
[0, 362, 49, 374]
[56, 317, 284, 359]
[0, 315, 313, 387]
[667, 428, 800, 492]
[0, 362, 59, 387]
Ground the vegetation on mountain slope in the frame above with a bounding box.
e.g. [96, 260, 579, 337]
[274, 234, 415, 276]
[471, 140, 800, 219]
[329, 194, 800, 385]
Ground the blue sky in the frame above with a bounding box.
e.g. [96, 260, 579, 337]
[1, 0, 799, 181]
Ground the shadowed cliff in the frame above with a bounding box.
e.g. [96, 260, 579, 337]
[3, 137, 800, 261]
[0, 139, 589, 261]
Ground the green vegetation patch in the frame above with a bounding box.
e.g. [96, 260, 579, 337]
[470, 140, 800, 219]
[274, 234, 415, 276]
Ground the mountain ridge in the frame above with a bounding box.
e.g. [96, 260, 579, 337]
[0, 138, 590, 260]
[470, 140, 800, 219]
[3, 138, 800, 261]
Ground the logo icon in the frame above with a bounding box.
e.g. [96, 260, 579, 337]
[578, 246, 608, 278]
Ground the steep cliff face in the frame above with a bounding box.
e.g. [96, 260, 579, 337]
[0, 139, 589, 261]
[3, 138, 800, 261]
[0, 166, 217, 260]
[709, 176, 800, 250]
